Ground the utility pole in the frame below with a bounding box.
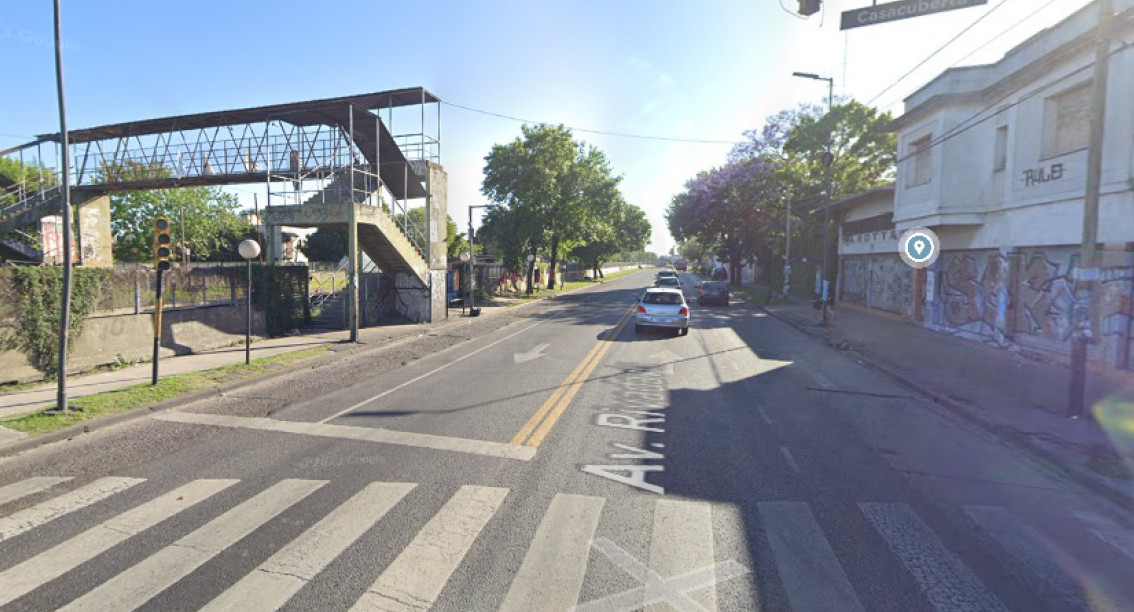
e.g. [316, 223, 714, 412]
[792, 71, 836, 325]
[784, 190, 792, 296]
[53, 0, 73, 412]
[1069, 0, 1113, 417]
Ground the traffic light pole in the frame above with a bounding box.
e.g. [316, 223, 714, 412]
[152, 269, 164, 385]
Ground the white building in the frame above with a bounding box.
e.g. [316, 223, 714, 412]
[866, 0, 1133, 370]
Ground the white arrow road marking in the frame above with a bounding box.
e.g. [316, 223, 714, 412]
[514, 343, 551, 364]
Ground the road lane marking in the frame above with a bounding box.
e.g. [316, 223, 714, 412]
[510, 339, 606, 446]
[1074, 511, 1134, 563]
[760, 501, 865, 612]
[0, 476, 144, 543]
[0, 476, 72, 506]
[779, 446, 801, 473]
[154, 412, 535, 461]
[202, 482, 416, 612]
[964, 506, 1089, 611]
[860, 502, 1007, 612]
[574, 537, 750, 612]
[521, 307, 635, 448]
[756, 407, 773, 425]
[59, 479, 327, 612]
[0, 479, 237, 608]
[350, 485, 509, 612]
[319, 318, 553, 424]
[499, 494, 605, 612]
[647, 499, 716, 611]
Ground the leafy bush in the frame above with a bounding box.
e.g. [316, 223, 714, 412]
[251, 265, 310, 336]
[1, 267, 111, 378]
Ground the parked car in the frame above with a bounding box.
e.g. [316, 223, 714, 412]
[698, 280, 730, 306]
[635, 288, 690, 336]
[654, 276, 682, 290]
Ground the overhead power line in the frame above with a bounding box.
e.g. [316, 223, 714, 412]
[441, 101, 743, 145]
[876, 0, 1067, 111]
[894, 40, 1132, 167]
[866, 0, 1015, 107]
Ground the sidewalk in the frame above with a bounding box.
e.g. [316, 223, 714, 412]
[0, 325, 421, 422]
[745, 287, 1134, 504]
[0, 271, 641, 443]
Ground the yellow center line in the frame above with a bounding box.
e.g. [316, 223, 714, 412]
[513, 306, 635, 448]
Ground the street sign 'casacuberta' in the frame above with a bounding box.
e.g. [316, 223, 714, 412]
[841, 0, 988, 31]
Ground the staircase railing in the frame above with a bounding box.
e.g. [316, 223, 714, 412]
[309, 257, 350, 308]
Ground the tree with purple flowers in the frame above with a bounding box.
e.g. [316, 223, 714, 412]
[667, 99, 895, 288]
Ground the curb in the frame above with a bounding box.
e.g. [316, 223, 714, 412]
[0, 271, 651, 459]
[0, 326, 441, 460]
[747, 298, 1134, 509]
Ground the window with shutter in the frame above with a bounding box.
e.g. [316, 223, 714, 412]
[1042, 84, 1091, 158]
[908, 135, 932, 187]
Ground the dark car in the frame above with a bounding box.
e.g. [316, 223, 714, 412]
[710, 266, 728, 281]
[698, 281, 729, 306]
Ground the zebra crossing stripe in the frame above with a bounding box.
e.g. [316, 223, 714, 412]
[860, 502, 1008, 612]
[0, 476, 73, 506]
[760, 501, 865, 612]
[200, 482, 417, 612]
[1074, 511, 1134, 563]
[964, 506, 1089, 611]
[498, 494, 605, 612]
[0, 476, 145, 543]
[351, 485, 509, 612]
[0, 479, 237, 608]
[58, 479, 327, 612]
[647, 499, 716, 611]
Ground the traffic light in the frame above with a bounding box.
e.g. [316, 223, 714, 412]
[799, 0, 821, 16]
[154, 217, 172, 271]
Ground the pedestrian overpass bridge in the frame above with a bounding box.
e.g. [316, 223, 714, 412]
[0, 87, 448, 332]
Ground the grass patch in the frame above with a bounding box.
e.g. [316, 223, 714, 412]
[0, 345, 331, 436]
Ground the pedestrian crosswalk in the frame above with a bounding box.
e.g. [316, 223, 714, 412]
[1, 474, 1132, 611]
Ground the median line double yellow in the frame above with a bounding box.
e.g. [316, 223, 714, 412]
[511, 307, 635, 448]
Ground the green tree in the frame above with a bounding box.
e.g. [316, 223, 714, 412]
[482, 124, 626, 288]
[299, 227, 348, 262]
[106, 162, 252, 263]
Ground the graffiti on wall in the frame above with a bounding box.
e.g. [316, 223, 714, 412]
[929, 247, 1133, 368]
[840, 255, 912, 316]
[1018, 252, 1076, 342]
[393, 271, 429, 322]
[935, 252, 1010, 341]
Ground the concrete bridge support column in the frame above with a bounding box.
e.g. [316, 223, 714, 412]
[426, 162, 448, 321]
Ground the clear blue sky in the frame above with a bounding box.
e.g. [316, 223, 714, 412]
[0, 0, 1091, 254]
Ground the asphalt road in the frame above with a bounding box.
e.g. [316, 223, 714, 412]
[1, 269, 1133, 611]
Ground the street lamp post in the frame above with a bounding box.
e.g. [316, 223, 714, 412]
[459, 251, 471, 315]
[238, 239, 261, 365]
[792, 71, 835, 325]
[466, 204, 491, 316]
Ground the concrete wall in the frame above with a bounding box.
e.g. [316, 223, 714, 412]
[0, 304, 266, 384]
[920, 245, 1134, 370]
[841, 255, 913, 317]
[893, 2, 1134, 245]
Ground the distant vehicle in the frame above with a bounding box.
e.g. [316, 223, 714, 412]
[674, 259, 689, 271]
[654, 276, 682, 290]
[655, 269, 678, 280]
[635, 288, 690, 336]
[710, 266, 728, 281]
[698, 281, 729, 306]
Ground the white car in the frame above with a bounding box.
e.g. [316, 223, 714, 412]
[635, 288, 690, 336]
